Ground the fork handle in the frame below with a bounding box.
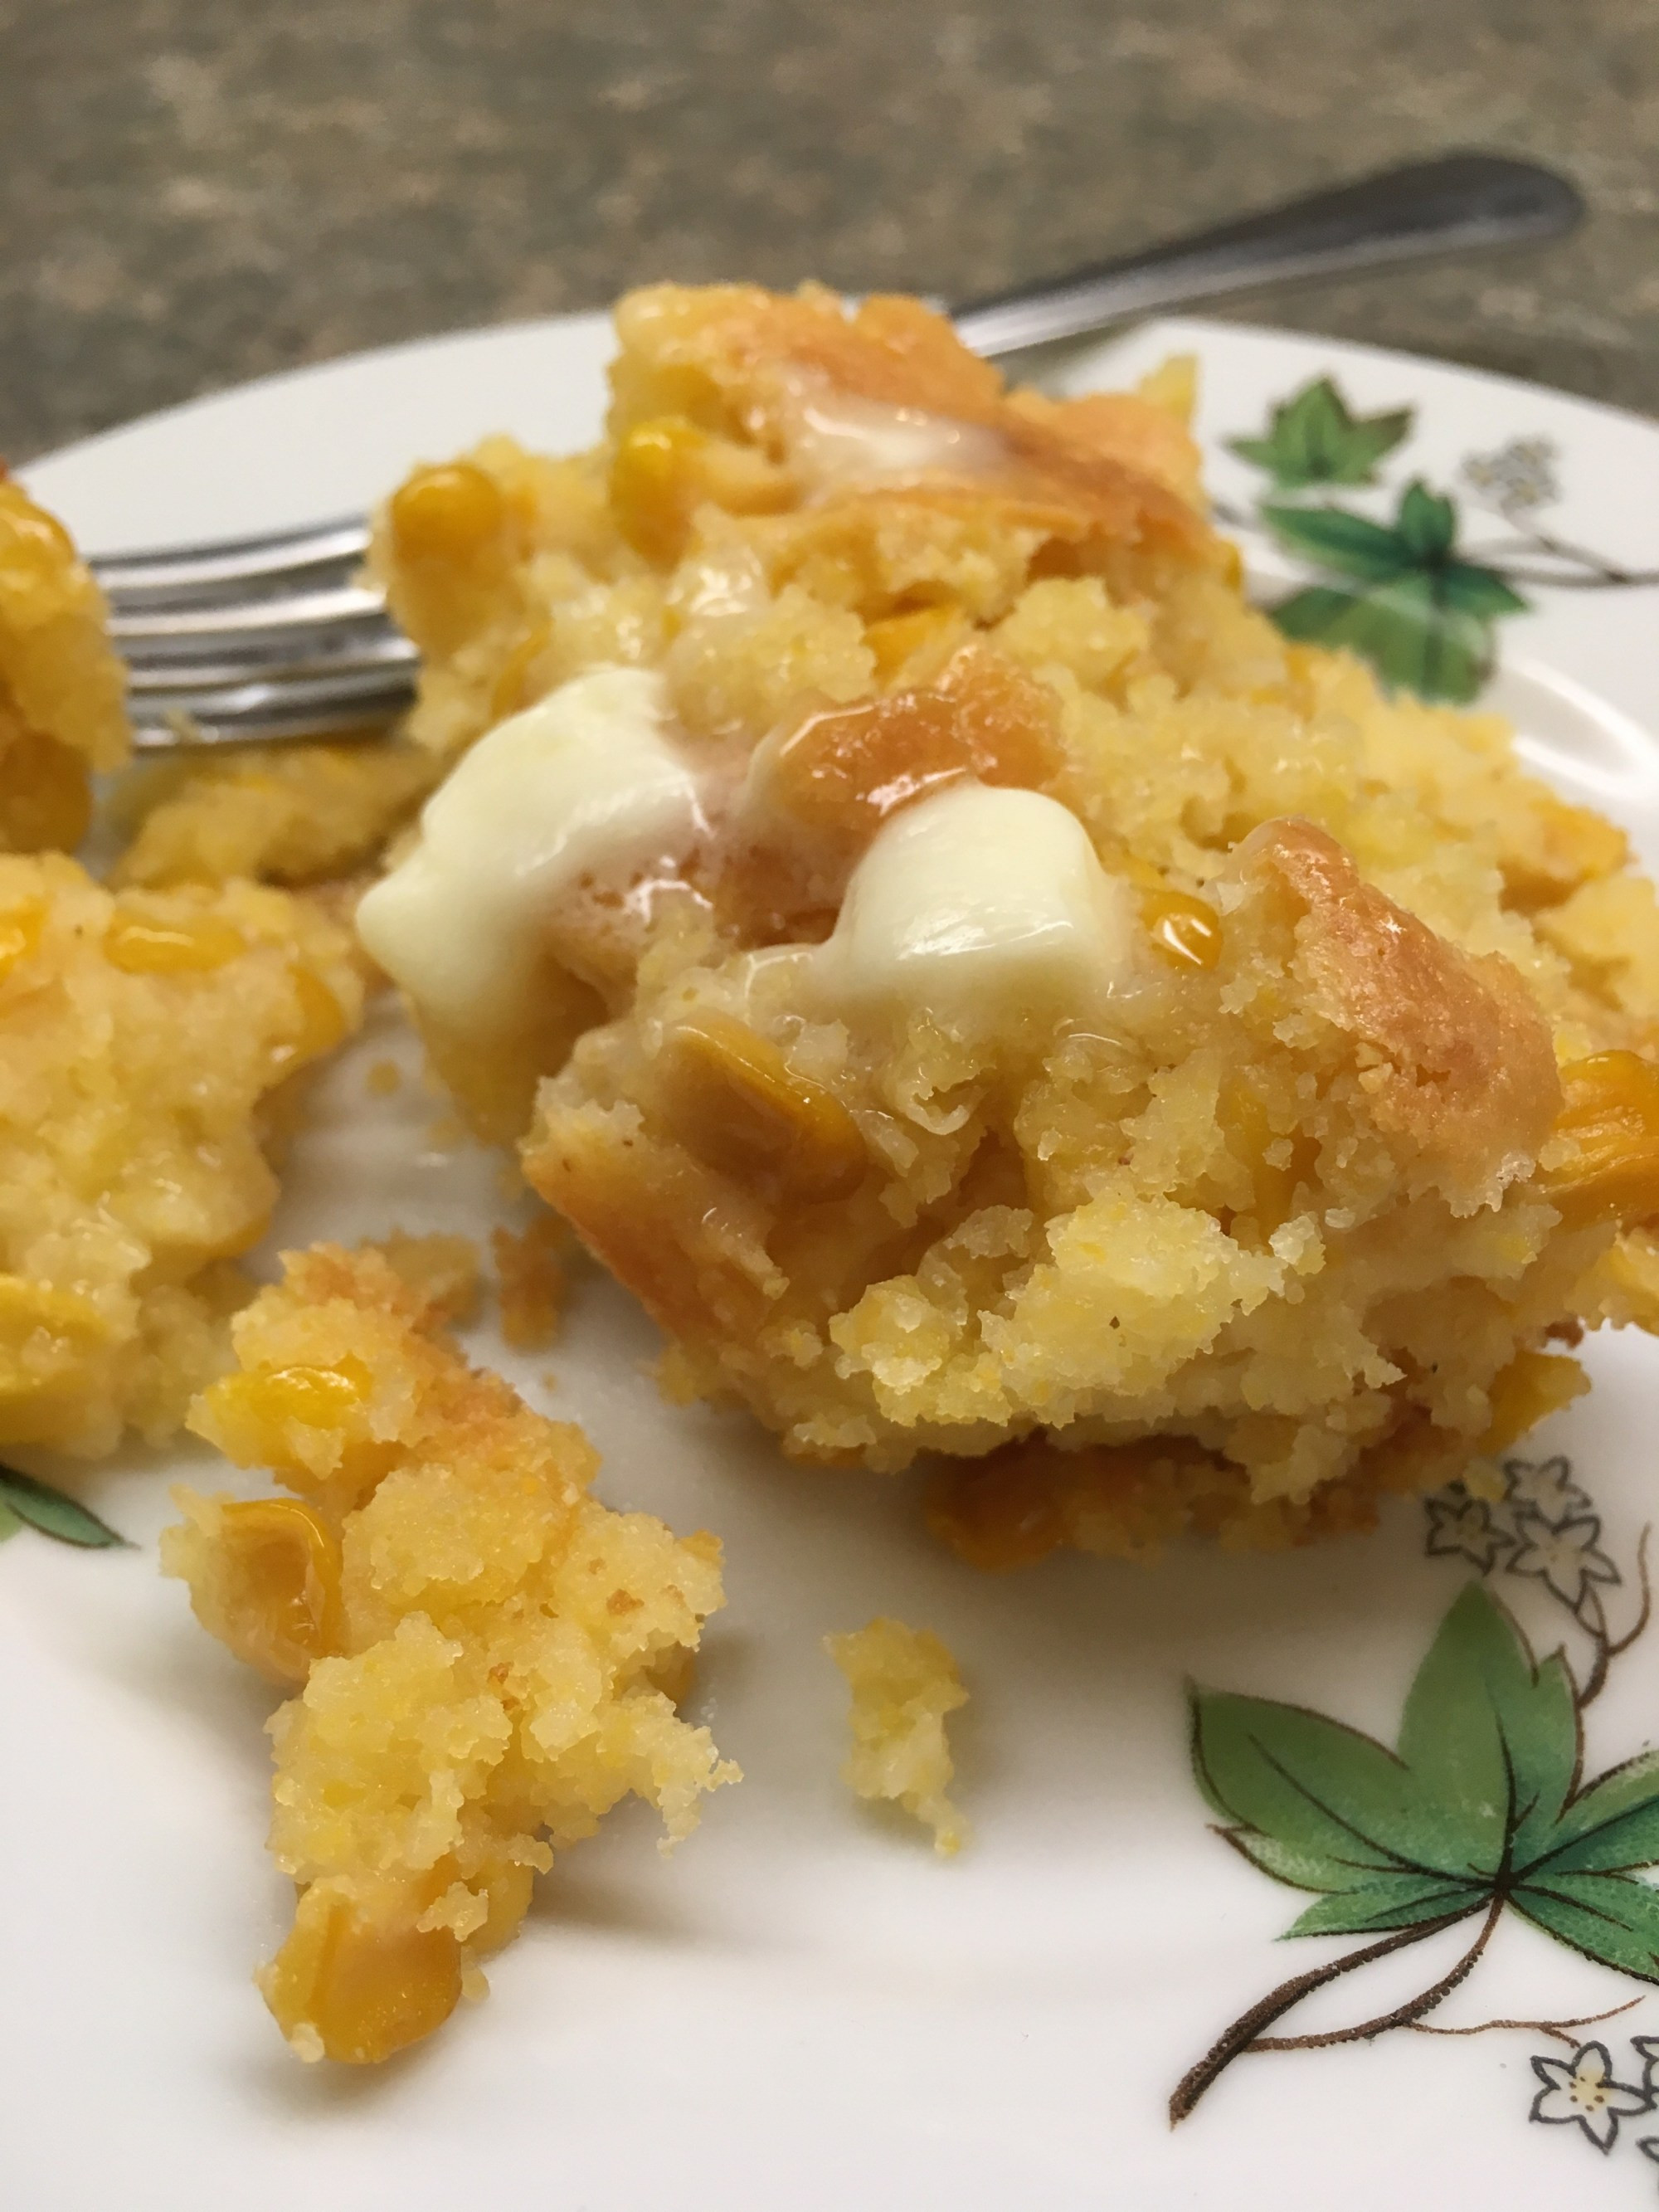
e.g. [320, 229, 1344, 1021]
[952, 152, 1584, 358]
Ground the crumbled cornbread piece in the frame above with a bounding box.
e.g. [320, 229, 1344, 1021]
[367, 1229, 481, 1323]
[360, 281, 1659, 1537]
[0, 853, 362, 1454]
[0, 475, 129, 853]
[826, 1617, 969, 1855]
[163, 1243, 737, 2064]
[491, 1216, 569, 1349]
[112, 741, 441, 889]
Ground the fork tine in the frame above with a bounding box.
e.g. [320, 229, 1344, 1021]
[109, 583, 392, 653]
[129, 675, 415, 752]
[132, 665, 415, 723]
[124, 632, 421, 695]
[93, 517, 372, 602]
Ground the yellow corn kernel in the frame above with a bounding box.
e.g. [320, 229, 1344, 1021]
[0, 897, 46, 981]
[1478, 1349, 1589, 1455]
[0, 1274, 110, 1376]
[389, 462, 507, 562]
[0, 731, 93, 855]
[1220, 1079, 1314, 1234]
[1141, 888, 1223, 970]
[104, 909, 246, 973]
[864, 604, 962, 682]
[610, 415, 710, 566]
[489, 621, 554, 721]
[260, 1876, 463, 2065]
[211, 1497, 343, 1686]
[1545, 1050, 1659, 1229]
[242, 1357, 372, 1430]
[663, 1011, 868, 1201]
[271, 967, 348, 1073]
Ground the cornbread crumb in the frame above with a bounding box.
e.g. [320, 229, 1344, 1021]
[491, 1216, 570, 1349]
[0, 475, 129, 853]
[367, 1228, 480, 1323]
[0, 852, 363, 1454]
[826, 1617, 969, 1855]
[111, 741, 441, 889]
[164, 1242, 737, 2064]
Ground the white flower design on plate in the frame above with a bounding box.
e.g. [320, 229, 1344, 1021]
[1504, 1454, 1589, 1527]
[1462, 436, 1561, 516]
[1507, 1511, 1618, 1610]
[1530, 2041, 1652, 2151]
[1423, 1488, 1511, 1573]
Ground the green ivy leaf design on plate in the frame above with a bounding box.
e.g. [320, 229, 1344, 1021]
[1262, 479, 1529, 704]
[1228, 376, 1413, 490]
[0, 1462, 127, 1549]
[1173, 1581, 1659, 2124]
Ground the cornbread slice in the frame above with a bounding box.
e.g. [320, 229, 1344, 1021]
[353, 280, 1659, 1538]
[826, 1617, 969, 1855]
[0, 475, 129, 854]
[164, 1243, 737, 2065]
[0, 852, 362, 1454]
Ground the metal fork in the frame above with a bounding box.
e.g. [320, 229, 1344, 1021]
[94, 153, 1581, 753]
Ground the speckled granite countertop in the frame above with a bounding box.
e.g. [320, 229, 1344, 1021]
[2, 0, 1655, 462]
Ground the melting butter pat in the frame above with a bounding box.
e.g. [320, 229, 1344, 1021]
[357, 667, 700, 1035]
[812, 781, 1135, 1035]
[787, 390, 1005, 496]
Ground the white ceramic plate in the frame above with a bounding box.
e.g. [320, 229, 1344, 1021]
[8, 316, 1659, 2212]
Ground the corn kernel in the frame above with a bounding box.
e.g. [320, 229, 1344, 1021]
[390, 463, 507, 562]
[211, 1497, 343, 1685]
[104, 909, 246, 973]
[0, 1274, 109, 1374]
[0, 897, 46, 981]
[244, 1357, 372, 1430]
[1478, 1349, 1588, 1454]
[864, 605, 962, 682]
[1141, 888, 1224, 970]
[270, 967, 348, 1071]
[1545, 1050, 1659, 1230]
[610, 415, 710, 565]
[489, 621, 554, 722]
[259, 1877, 463, 2065]
[1220, 1079, 1315, 1233]
[662, 1011, 868, 1200]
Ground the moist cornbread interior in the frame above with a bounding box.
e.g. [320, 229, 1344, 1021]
[163, 1241, 734, 2064]
[0, 852, 364, 1454]
[360, 281, 1659, 1549]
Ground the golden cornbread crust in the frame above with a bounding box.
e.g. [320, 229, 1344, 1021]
[164, 1243, 736, 2064]
[362, 281, 1659, 1540]
[0, 853, 363, 1454]
[0, 475, 130, 855]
